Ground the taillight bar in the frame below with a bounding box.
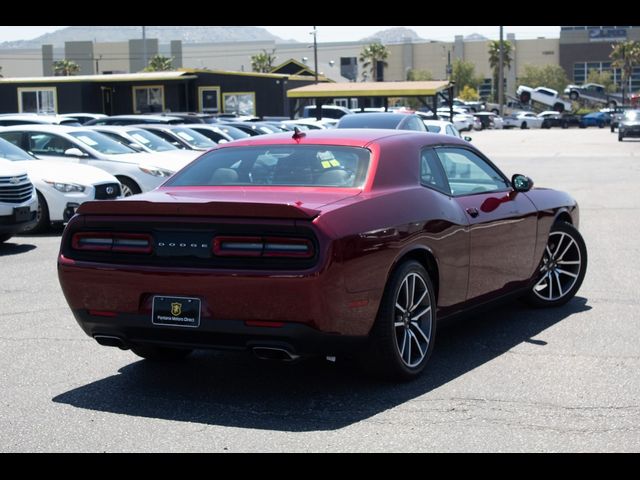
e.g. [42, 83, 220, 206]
[72, 232, 153, 254]
[213, 236, 314, 258]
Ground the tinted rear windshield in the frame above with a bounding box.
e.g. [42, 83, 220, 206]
[165, 145, 371, 188]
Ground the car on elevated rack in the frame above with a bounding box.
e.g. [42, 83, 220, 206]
[58, 129, 587, 380]
[516, 85, 572, 112]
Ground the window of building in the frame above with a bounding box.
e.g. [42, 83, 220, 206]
[222, 92, 256, 116]
[132, 85, 165, 113]
[198, 86, 221, 113]
[17, 87, 57, 114]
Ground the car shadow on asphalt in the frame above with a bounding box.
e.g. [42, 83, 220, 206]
[0, 241, 36, 256]
[53, 297, 591, 432]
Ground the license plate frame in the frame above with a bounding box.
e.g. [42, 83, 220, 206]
[152, 296, 201, 328]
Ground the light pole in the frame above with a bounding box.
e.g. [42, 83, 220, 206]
[311, 26, 318, 84]
[142, 26, 147, 70]
[498, 26, 504, 117]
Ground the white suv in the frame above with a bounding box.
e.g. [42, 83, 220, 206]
[0, 159, 38, 243]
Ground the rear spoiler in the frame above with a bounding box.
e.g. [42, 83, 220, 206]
[76, 200, 320, 220]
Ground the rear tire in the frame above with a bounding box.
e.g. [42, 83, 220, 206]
[618, 133, 624, 141]
[521, 122, 528, 129]
[523, 222, 587, 308]
[131, 344, 193, 361]
[362, 260, 436, 381]
[0, 234, 12, 243]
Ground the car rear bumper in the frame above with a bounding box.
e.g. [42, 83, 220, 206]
[70, 308, 368, 356]
[58, 257, 382, 339]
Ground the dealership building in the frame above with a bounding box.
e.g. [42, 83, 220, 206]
[0, 26, 638, 116]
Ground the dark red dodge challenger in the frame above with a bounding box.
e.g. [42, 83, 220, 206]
[58, 129, 587, 380]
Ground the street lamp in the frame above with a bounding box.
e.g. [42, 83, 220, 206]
[311, 26, 318, 84]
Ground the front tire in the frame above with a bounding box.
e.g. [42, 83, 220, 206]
[130, 344, 193, 361]
[363, 260, 436, 380]
[523, 222, 587, 308]
[23, 191, 49, 234]
[0, 234, 12, 243]
[521, 122, 528, 129]
[117, 177, 141, 197]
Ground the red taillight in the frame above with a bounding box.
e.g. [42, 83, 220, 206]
[72, 232, 152, 254]
[213, 236, 314, 258]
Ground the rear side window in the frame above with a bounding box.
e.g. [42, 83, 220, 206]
[166, 145, 371, 188]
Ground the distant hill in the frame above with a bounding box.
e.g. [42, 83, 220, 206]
[361, 27, 427, 44]
[464, 33, 489, 42]
[0, 26, 288, 49]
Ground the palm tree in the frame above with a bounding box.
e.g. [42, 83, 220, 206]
[251, 49, 277, 73]
[142, 54, 174, 72]
[359, 42, 389, 82]
[53, 59, 80, 76]
[488, 40, 513, 102]
[610, 41, 640, 104]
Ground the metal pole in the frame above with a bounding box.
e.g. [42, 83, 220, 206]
[142, 26, 147, 70]
[313, 26, 318, 84]
[498, 26, 504, 117]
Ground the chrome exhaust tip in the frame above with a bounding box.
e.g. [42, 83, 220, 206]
[251, 346, 300, 362]
[94, 335, 128, 350]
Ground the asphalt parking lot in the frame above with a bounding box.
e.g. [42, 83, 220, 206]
[1, 128, 639, 452]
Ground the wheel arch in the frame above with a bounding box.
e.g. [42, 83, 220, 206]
[387, 246, 440, 305]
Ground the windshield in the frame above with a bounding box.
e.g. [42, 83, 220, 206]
[0, 137, 34, 161]
[218, 125, 250, 140]
[69, 131, 136, 155]
[171, 128, 216, 149]
[166, 145, 371, 188]
[126, 129, 178, 152]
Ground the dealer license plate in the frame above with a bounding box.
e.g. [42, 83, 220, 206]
[152, 296, 201, 328]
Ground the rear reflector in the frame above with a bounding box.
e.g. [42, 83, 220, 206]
[72, 232, 152, 254]
[213, 236, 313, 258]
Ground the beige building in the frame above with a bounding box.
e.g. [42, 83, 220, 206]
[0, 32, 560, 99]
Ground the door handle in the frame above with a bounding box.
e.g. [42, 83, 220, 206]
[466, 207, 479, 218]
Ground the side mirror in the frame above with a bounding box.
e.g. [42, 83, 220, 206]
[512, 174, 534, 192]
[464, 136, 473, 142]
[64, 147, 86, 157]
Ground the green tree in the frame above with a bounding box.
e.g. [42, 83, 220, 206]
[610, 41, 640, 102]
[458, 85, 479, 101]
[587, 69, 616, 93]
[406, 68, 433, 81]
[250, 49, 277, 73]
[488, 40, 513, 102]
[142, 54, 174, 72]
[53, 59, 80, 76]
[518, 64, 570, 94]
[450, 59, 483, 96]
[359, 42, 389, 82]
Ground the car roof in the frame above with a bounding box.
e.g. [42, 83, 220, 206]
[337, 113, 415, 128]
[215, 128, 462, 149]
[0, 124, 99, 133]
